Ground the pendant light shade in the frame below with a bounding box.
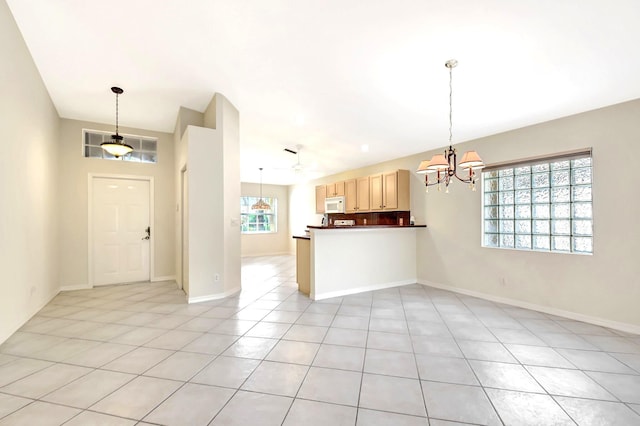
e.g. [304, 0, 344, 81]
[251, 168, 271, 210]
[101, 87, 133, 158]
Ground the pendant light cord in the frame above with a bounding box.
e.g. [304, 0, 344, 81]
[115, 91, 119, 136]
[448, 63, 453, 147]
[259, 168, 263, 199]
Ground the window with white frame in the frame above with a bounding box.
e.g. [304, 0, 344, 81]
[83, 129, 158, 163]
[240, 197, 277, 234]
[482, 150, 593, 254]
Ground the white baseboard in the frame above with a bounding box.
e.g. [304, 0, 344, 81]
[60, 284, 93, 291]
[152, 275, 176, 282]
[188, 286, 241, 304]
[312, 279, 416, 301]
[418, 279, 640, 335]
[241, 252, 293, 258]
[61, 277, 176, 291]
[0, 289, 59, 345]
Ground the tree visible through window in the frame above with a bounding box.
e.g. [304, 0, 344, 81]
[482, 152, 593, 254]
[240, 197, 277, 234]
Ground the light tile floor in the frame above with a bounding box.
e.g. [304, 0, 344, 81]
[1, 255, 640, 425]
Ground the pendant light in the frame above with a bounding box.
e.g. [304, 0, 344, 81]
[101, 86, 133, 158]
[416, 60, 484, 192]
[251, 168, 271, 210]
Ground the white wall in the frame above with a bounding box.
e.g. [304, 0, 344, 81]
[0, 0, 60, 343]
[58, 119, 176, 287]
[220, 96, 241, 293]
[241, 182, 291, 256]
[173, 107, 203, 290]
[184, 125, 225, 300]
[178, 94, 241, 302]
[311, 228, 418, 299]
[418, 100, 640, 331]
[289, 99, 640, 331]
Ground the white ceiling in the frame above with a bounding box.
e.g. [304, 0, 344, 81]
[7, 0, 640, 184]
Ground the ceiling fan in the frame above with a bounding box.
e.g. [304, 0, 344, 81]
[283, 144, 308, 173]
[271, 144, 337, 183]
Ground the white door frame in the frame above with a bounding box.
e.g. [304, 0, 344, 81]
[180, 165, 188, 292]
[88, 173, 155, 287]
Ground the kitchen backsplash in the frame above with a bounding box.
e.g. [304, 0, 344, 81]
[327, 211, 410, 226]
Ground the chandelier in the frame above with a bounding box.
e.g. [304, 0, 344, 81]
[101, 87, 133, 158]
[251, 168, 271, 210]
[416, 60, 484, 192]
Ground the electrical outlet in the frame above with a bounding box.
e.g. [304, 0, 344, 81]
[215, 273, 220, 281]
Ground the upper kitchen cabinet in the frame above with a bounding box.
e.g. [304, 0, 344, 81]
[345, 177, 370, 213]
[370, 170, 410, 211]
[316, 170, 408, 214]
[325, 181, 345, 197]
[315, 185, 326, 213]
[357, 177, 371, 212]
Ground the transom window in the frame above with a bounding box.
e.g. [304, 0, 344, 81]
[240, 197, 277, 234]
[83, 129, 158, 163]
[482, 150, 593, 254]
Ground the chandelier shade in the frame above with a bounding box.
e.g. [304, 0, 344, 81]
[426, 154, 449, 171]
[416, 60, 485, 192]
[416, 160, 431, 174]
[459, 150, 484, 169]
[101, 87, 133, 158]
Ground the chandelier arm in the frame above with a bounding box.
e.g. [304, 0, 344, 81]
[452, 172, 474, 184]
[454, 175, 476, 183]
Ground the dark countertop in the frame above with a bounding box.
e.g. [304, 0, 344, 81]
[292, 235, 311, 240]
[307, 224, 426, 230]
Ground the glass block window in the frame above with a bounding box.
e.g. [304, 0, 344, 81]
[83, 129, 158, 163]
[240, 197, 277, 234]
[482, 152, 593, 254]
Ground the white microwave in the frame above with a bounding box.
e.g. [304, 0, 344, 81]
[325, 196, 345, 213]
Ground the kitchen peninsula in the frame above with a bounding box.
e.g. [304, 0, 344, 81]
[294, 224, 426, 300]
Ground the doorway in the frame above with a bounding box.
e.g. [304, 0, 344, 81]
[90, 176, 152, 286]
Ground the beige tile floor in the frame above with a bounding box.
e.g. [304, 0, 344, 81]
[1, 255, 640, 425]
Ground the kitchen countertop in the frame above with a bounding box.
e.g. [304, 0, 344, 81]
[307, 224, 426, 229]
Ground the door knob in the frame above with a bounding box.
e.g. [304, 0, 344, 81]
[142, 226, 150, 240]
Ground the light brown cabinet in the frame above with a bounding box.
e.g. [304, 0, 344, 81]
[345, 179, 357, 213]
[325, 181, 345, 197]
[344, 177, 370, 213]
[315, 185, 326, 213]
[370, 174, 383, 211]
[344, 176, 370, 213]
[295, 237, 310, 295]
[316, 170, 408, 213]
[370, 170, 410, 211]
[357, 176, 370, 211]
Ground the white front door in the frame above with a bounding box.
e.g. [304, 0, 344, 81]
[92, 177, 150, 286]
